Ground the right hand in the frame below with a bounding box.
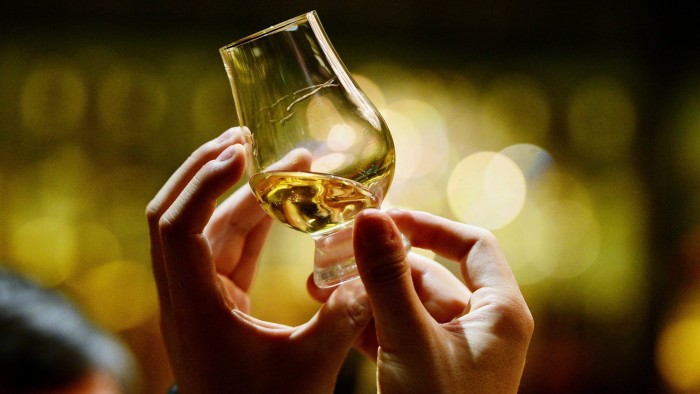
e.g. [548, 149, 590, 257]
[310, 208, 534, 393]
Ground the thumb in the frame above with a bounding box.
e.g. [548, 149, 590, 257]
[353, 209, 430, 349]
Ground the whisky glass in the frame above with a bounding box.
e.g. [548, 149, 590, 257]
[220, 11, 402, 288]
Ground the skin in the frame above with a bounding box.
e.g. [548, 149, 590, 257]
[146, 127, 372, 394]
[148, 126, 533, 393]
[309, 209, 534, 394]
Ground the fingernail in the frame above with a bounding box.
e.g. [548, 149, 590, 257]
[216, 144, 239, 161]
[357, 211, 395, 246]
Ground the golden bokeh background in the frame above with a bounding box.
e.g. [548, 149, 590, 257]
[1, 1, 699, 392]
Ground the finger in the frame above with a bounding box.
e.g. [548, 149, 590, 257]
[146, 128, 244, 324]
[406, 253, 470, 323]
[306, 273, 335, 303]
[354, 319, 379, 361]
[159, 144, 247, 316]
[206, 184, 273, 285]
[307, 253, 470, 315]
[232, 309, 294, 331]
[148, 128, 246, 223]
[387, 209, 519, 292]
[353, 209, 432, 348]
[206, 148, 313, 288]
[298, 280, 373, 365]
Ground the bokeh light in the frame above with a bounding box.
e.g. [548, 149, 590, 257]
[76, 222, 123, 269]
[9, 216, 78, 287]
[353, 73, 386, 109]
[327, 123, 357, 151]
[500, 143, 554, 181]
[657, 312, 700, 392]
[447, 151, 526, 230]
[97, 63, 167, 143]
[384, 176, 446, 214]
[385, 99, 449, 178]
[494, 200, 548, 285]
[191, 71, 238, 143]
[70, 260, 158, 332]
[533, 198, 600, 278]
[381, 108, 421, 183]
[20, 59, 87, 137]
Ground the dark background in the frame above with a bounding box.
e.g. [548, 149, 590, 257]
[2, 1, 700, 392]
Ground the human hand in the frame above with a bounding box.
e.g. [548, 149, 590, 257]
[310, 208, 534, 393]
[146, 127, 373, 393]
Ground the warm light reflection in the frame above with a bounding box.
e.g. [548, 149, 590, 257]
[20, 60, 87, 135]
[311, 152, 347, 173]
[327, 123, 357, 151]
[567, 76, 636, 162]
[447, 152, 526, 230]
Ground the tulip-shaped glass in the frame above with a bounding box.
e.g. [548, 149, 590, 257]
[220, 11, 403, 288]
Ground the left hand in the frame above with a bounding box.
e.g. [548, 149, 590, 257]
[146, 127, 372, 394]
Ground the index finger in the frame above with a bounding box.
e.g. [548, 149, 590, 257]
[146, 128, 246, 321]
[386, 209, 519, 293]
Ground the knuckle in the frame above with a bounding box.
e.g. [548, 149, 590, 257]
[157, 212, 179, 235]
[194, 139, 220, 158]
[345, 291, 372, 328]
[490, 293, 535, 342]
[145, 200, 163, 223]
[474, 227, 498, 247]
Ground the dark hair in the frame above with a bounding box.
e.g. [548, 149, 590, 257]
[0, 268, 137, 392]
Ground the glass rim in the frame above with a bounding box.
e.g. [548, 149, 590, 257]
[219, 10, 317, 51]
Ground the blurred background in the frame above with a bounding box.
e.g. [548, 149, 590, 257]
[1, 1, 699, 392]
